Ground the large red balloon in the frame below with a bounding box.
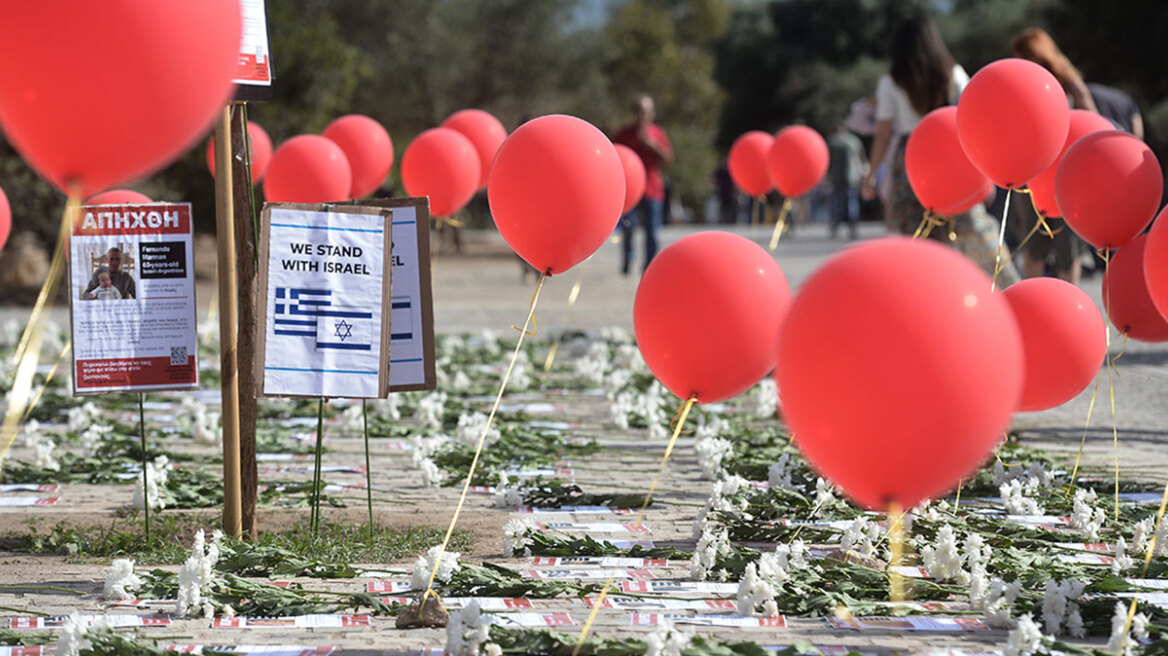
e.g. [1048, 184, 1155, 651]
[442, 109, 508, 190]
[1002, 278, 1106, 412]
[906, 107, 993, 216]
[323, 115, 394, 198]
[1102, 235, 1168, 342]
[1145, 206, 1168, 323]
[206, 121, 274, 185]
[488, 115, 624, 275]
[634, 232, 791, 404]
[614, 144, 647, 215]
[264, 135, 353, 204]
[767, 126, 829, 198]
[0, 185, 10, 253]
[1027, 110, 1115, 218]
[776, 238, 1023, 510]
[1055, 131, 1162, 250]
[86, 190, 154, 205]
[0, 2, 241, 198]
[401, 128, 480, 218]
[956, 58, 1070, 189]
[728, 131, 774, 197]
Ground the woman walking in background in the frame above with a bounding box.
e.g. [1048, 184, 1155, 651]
[861, 15, 1019, 285]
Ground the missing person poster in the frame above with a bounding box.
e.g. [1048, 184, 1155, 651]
[69, 203, 199, 394]
[257, 204, 393, 398]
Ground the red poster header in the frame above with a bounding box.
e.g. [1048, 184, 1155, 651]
[74, 203, 192, 236]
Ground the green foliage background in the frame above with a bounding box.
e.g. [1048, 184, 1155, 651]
[1, 0, 1165, 247]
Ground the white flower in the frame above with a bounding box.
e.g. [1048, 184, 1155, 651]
[368, 394, 402, 422]
[508, 351, 532, 391]
[1041, 579, 1086, 637]
[176, 529, 221, 618]
[574, 342, 611, 386]
[694, 416, 729, 441]
[439, 335, 465, 359]
[768, 453, 796, 491]
[603, 369, 634, 400]
[456, 412, 499, 447]
[1001, 479, 1043, 516]
[416, 392, 448, 429]
[483, 644, 502, 656]
[644, 617, 694, 656]
[1005, 614, 1047, 656]
[67, 401, 100, 433]
[492, 471, 523, 509]
[418, 458, 444, 488]
[1104, 601, 1149, 656]
[753, 377, 778, 418]
[979, 578, 1023, 628]
[694, 437, 733, 480]
[450, 370, 473, 392]
[411, 435, 448, 465]
[600, 326, 633, 343]
[446, 599, 493, 656]
[1070, 488, 1105, 539]
[642, 382, 669, 440]
[610, 390, 635, 429]
[707, 475, 751, 518]
[775, 539, 809, 571]
[612, 343, 645, 372]
[814, 478, 838, 509]
[55, 612, 91, 656]
[103, 558, 142, 601]
[920, 524, 967, 584]
[131, 455, 172, 511]
[690, 526, 730, 581]
[478, 329, 502, 358]
[737, 546, 796, 617]
[412, 545, 461, 590]
[78, 423, 112, 457]
[840, 517, 881, 558]
[1112, 536, 1134, 575]
[503, 517, 537, 558]
[32, 432, 60, 472]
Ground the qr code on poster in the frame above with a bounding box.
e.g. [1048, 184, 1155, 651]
[170, 346, 188, 366]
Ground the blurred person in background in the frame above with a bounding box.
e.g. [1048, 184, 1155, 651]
[614, 94, 673, 276]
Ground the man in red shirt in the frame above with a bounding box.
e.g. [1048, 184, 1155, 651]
[613, 94, 673, 275]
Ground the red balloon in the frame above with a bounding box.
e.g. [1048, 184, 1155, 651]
[1102, 235, 1168, 342]
[956, 58, 1070, 188]
[264, 135, 353, 204]
[86, 190, 154, 205]
[767, 126, 829, 198]
[635, 232, 791, 404]
[0, 2, 241, 198]
[0, 185, 10, 253]
[906, 107, 993, 216]
[1145, 206, 1168, 323]
[1027, 110, 1115, 218]
[488, 115, 625, 275]
[323, 115, 394, 198]
[1055, 131, 1163, 250]
[776, 238, 1023, 510]
[442, 109, 508, 190]
[206, 121, 275, 185]
[728, 131, 774, 197]
[401, 128, 480, 218]
[1002, 278, 1106, 412]
[614, 144, 647, 215]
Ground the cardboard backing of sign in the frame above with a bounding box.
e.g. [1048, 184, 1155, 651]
[256, 203, 393, 398]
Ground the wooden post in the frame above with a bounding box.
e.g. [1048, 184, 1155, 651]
[230, 103, 259, 539]
[214, 105, 243, 539]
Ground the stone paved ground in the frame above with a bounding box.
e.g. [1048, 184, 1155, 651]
[1, 221, 1166, 655]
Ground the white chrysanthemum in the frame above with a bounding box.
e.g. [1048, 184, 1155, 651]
[775, 539, 809, 571]
[368, 394, 402, 422]
[411, 435, 448, 465]
[67, 401, 100, 433]
[641, 382, 669, 440]
[32, 432, 60, 472]
[483, 644, 502, 656]
[737, 562, 780, 618]
[613, 343, 645, 372]
[176, 529, 221, 618]
[840, 517, 881, 558]
[1070, 488, 1105, 539]
[694, 437, 733, 480]
[1001, 478, 1043, 516]
[418, 458, 444, 488]
[132, 455, 172, 511]
[920, 524, 967, 584]
[694, 415, 729, 441]
[446, 599, 493, 656]
[708, 475, 751, 519]
[603, 369, 633, 400]
[55, 612, 91, 656]
[610, 390, 635, 430]
[439, 334, 465, 359]
[412, 545, 461, 589]
[103, 558, 142, 601]
[600, 326, 633, 343]
[509, 351, 533, 391]
[1112, 537, 1134, 575]
[1005, 614, 1047, 656]
[502, 517, 537, 558]
[814, 478, 838, 509]
[1104, 601, 1149, 656]
[768, 453, 796, 491]
[753, 377, 778, 418]
[78, 423, 113, 457]
[690, 526, 730, 581]
[979, 578, 1022, 628]
[416, 392, 448, 430]
[450, 370, 473, 392]
[456, 412, 500, 447]
[644, 617, 694, 656]
[1041, 579, 1086, 637]
[492, 471, 523, 509]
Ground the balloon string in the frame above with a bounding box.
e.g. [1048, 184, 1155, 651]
[1024, 190, 1057, 239]
[990, 188, 1013, 292]
[23, 340, 73, 421]
[887, 501, 906, 603]
[1097, 249, 1121, 522]
[1065, 372, 1102, 500]
[1013, 211, 1060, 263]
[571, 394, 697, 656]
[912, 210, 946, 240]
[1119, 480, 1168, 654]
[418, 272, 546, 619]
[0, 190, 79, 470]
[540, 278, 584, 387]
[953, 479, 963, 512]
[511, 274, 546, 337]
[768, 199, 793, 251]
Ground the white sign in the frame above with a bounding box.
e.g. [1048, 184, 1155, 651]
[70, 203, 199, 394]
[233, 0, 272, 88]
[258, 205, 392, 398]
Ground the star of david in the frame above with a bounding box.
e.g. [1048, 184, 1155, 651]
[334, 320, 353, 341]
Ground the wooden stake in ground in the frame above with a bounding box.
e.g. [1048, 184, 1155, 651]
[230, 102, 260, 539]
[214, 105, 243, 539]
